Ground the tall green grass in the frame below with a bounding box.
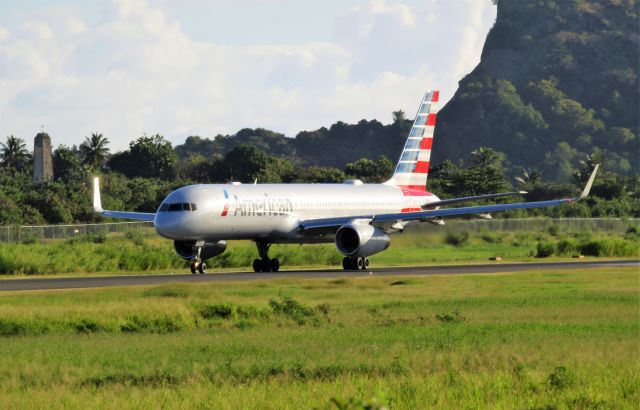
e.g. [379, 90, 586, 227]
[0, 268, 637, 408]
[0, 227, 637, 275]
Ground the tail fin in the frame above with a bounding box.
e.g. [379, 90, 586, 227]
[385, 90, 439, 193]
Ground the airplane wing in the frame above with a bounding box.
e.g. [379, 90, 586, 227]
[92, 177, 156, 222]
[301, 165, 599, 234]
[423, 191, 528, 208]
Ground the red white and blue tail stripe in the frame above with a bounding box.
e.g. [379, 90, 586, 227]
[385, 89, 439, 194]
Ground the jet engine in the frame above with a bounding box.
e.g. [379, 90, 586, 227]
[335, 223, 390, 258]
[173, 240, 227, 261]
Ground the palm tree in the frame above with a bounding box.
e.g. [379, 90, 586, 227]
[0, 135, 30, 172]
[573, 153, 603, 184]
[80, 133, 110, 169]
[470, 147, 501, 168]
[515, 168, 542, 188]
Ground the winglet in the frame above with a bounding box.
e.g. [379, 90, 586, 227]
[93, 177, 104, 213]
[579, 164, 599, 200]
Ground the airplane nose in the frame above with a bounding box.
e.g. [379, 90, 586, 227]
[155, 213, 186, 239]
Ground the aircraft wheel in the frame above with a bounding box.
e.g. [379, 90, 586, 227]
[190, 261, 198, 274]
[253, 259, 262, 273]
[342, 257, 351, 270]
[261, 258, 272, 272]
[198, 262, 207, 274]
[270, 258, 280, 272]
[363, 257, 370, 270]
[356, 257, 365, 270]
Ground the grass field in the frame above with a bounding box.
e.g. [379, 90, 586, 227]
[1, 224, 638, 275]
[0, 266, 638, 408]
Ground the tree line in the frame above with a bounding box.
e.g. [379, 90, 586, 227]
[0, 123, 637, 225]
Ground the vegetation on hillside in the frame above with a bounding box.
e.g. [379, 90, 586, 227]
[435, 0, 638, 178]
[0, 129, 638, 225]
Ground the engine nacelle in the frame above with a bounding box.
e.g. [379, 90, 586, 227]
[173, 240, 227, 261]
[335, 223, 390, 258]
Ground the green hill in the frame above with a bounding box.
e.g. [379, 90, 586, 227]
[175, 1, 638, 180]
[433, 0, 639, 180]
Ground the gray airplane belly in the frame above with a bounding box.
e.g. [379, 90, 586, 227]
[203, 215, 299, 241]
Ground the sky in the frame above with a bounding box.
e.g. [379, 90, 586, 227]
[0, 0, 496, 151]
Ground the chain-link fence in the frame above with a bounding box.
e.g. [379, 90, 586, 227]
[0, 218, 637, 243]
[412, 218, 639, 234]
[0, 221, 154, 243]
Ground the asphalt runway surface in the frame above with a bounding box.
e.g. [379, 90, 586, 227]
[1, 260, 637, 292]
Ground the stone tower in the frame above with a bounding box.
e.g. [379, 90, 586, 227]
[33, 132, 53, 182]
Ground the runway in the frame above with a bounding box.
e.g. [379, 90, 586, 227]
[0, 260, 637, 292]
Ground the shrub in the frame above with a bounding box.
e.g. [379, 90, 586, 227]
[624, 225, 639, 240]
[90, 233, 107, 244]
[481, 232, 502, 243]
[445, 231, 469, 247]
[71, 318, 104, 334]
[269, 297, 317, 325]
[0, 318, 30, 336]
[435, 310, 466, 324]
[579, 239, 639, 257]
[547, 366, 575, 389]
[556, 239, 579, 255]
[199, 303, 234, 320]
[120, 314, 186, 333]
[125, 231, 145, 246]
[536, 241, 555, 257]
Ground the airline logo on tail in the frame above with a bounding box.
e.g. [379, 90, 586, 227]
[385, 90, 439, 196]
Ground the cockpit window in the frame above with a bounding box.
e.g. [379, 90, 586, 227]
[159, 203, 198, 212]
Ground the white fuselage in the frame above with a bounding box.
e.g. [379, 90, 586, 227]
[154, 181, 440, 243]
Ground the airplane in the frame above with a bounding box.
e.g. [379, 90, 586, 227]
[92, 90, 599, 274]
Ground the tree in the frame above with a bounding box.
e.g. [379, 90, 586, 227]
[53, 145, 85, 182]
[0, 136, 31, 173]
[221, 144, 292, 183]
[345, 156, 394, 183]
[573, 152, 603, 184]
[295, 166, 346, 183]
[80, 133, 110, 169]
[515, 167, 542, 190]
[470, 147, 503, 169]
[392, 110, 406, 123]
[108, 134, 178, 180]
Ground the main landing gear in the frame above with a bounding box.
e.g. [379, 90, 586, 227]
[253, 241, 280, 272]
[342, 256, 369, 271]
[190, 241, 207, 274]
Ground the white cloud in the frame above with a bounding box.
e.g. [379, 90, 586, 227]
[0, 0, 496, 151]
[22, 21, 53, 40]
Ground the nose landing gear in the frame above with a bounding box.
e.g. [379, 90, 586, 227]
[190, 241, 207, 274]
[342, 256, 369, 271]
[253, 241, 280, 272]
[190, 260, 207, 274]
